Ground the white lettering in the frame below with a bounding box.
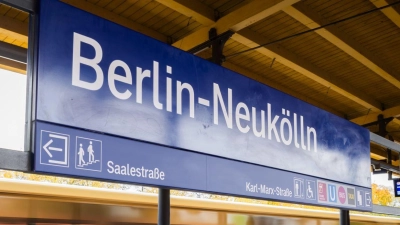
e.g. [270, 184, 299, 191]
[70, 34, 321, 156]
[136, 67, 151, 104]
[213, 83, 232, 128]
[166, 77, 173, 112]
[107, 161, 114, 173]
[166, 67, 173, 112]
[294, 113, 300, 148]
[307, 126, 317, 152]
[236, 102, 250, 133]
[160, 171, 165, 180]
[108, 60, 132, 100]
[280, 118, 293, 145]
[153, 61, 163, 109]
[72, 32, 104, 90]
[130, 166, 136, 176]
[252, 107, 265, 138]
[177, 81, 195, 118]
[267, 103, 280, 142]
[300, 116, 307, 150]
[106, 161, 166, 180]
[154, 168, 159, 179]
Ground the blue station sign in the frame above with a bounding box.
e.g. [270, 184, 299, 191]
[34, 0, 372, 211]
[34, 121, 372, 210]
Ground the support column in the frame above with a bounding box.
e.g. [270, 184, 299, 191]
[340, 209, 350, 225]
[158, 188, 170, 225]
[25, 0, 38, 155]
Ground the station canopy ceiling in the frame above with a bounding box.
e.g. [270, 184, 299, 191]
[1, 0, 400, 166]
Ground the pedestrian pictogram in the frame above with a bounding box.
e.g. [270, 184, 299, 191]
[75, 137, 102, 172]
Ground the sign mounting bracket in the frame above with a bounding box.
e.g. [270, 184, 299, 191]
[187, 28, 234, 65]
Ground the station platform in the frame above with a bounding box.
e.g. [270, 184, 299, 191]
[0, 177, 398, 225]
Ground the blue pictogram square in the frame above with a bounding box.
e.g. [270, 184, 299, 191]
[328, 184, 337, 203]
[75, 136, 102, 172]
[306, 180, 316, 200]
[40, 130, 70, 167]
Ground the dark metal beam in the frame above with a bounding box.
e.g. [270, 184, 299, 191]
[0, 0, 35, 13]
[370, 132, 400, 153]
[339, 210, 350, 225]
[362, 117, 393, 128]
[371, 159, 400, 173]
[187, 29, 234, 58]
[0, 57, 26, 73]
[208, 28, 233, 65]
[0, 148, 31, 171]
[0, 41, 27, 64]
[158, 188, 170, 225]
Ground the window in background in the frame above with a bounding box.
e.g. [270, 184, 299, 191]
[0, 68, 26, 151]
[371, 172, 400, 207]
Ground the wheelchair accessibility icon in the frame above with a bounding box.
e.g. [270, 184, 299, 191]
[306, 180, 316, 200]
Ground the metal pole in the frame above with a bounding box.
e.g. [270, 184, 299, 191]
[158, 188, 170, 225]
[339, 209, 350, 225]
[24, 0, 38, 156]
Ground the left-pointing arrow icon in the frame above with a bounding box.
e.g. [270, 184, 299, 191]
[43, 137, 64, 158]
[43, 139, 54, 157]
[40, 131, 69, 166]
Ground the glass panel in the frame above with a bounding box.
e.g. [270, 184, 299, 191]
[0, 3, 29, 151]
[371, 172, 400, 207]
[0, 68, 26, 151]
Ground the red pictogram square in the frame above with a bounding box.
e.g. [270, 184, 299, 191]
[318, 182, 327, 201]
